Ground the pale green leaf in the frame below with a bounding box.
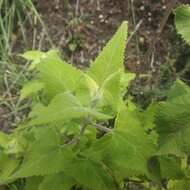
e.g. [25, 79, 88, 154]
[0, 152, 19, 184]
[88, 21, 128, 85]
[75, 73, 99, 106]
[36, 51, 82, 100]
[21, 50, 45, 61]
[20, 81, 44, 100]
[98, 71, 122, 113]
[11, 127, 75, 178]
[28, 92, 111, 127]
[0, 132, 10, 149]
[120, 72, 136, 90]
[28, 92, 88, 126]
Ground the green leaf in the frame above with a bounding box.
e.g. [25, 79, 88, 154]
[21, 50, 45, 61]
[28, 92, 111, 127]
[11, 127, 75, 178]
[120, 72, 136, 91]
[86, 125, 155, 179]
[0, 132, 10, 149]
[167, 79, 190, 100]
[168, 179, 190, 190]
[28, 92, 88, 126]
[25, 177, 43, 190]
[88, 21, 128, 85]
[175, 5, 190, 45]
[159, 155, 184, 180]
[156, 94, 190, 156]
[39, 173, 76, 190]
[0, 152, 19, 184]
[75, 73, 99, 106]
[65, 158, 116, 190]
[36, 50, 82, 100]
[20, 81, 44, 100]
[98, 71, 122, 113]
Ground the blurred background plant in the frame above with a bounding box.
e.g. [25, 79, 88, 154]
[0, 0, 54, 131]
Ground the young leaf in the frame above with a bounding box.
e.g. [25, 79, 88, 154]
[88, 21, 128, 85]
[98, 71, 122, 113]
[75, 73, 99, 106]
[28, 91, 111, 127]
[0, 132, 10, 149]
[28, 92, 88, 126]
[175, 5, 190, 45]
[0, 152, 19, 184]
[36, 51, 82, 100]
[21, 50, 45, 61]
[20, 81, 44, 100]
[11, 127, 75, 178]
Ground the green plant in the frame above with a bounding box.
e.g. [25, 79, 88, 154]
[0, 8, 190, 189]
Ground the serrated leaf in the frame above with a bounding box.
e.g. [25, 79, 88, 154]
[85, 125, 155, 179]
[65, 158, 116, 190]
[75, 73, 99, 106]
[36, 51, 82, 100]
[115, 102, 140, 129]
[175, 5, 190, 45]
[167, 79, 190, 100]
[28, 92, 111, 127]
[28, 92, 88, 126]
[88, 21, 128, 85]
[20, 81, 44, 100]
[11, 127, 75, 178]
[98, 71, 122, 113]
[39, 173, 76, 190]
[156, 94, 190, 156]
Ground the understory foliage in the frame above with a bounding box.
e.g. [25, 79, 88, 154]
[0, 5, 190, 190]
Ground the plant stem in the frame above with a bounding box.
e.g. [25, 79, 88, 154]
[92, 123, 112, 133]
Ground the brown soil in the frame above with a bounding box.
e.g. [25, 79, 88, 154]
[1, 0, 190, 130]
[30, 0, 190, 71]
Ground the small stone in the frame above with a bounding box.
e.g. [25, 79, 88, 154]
[90, 20, 94, 25]
[139, 37, 145, 44]
[98, 14, 104, 19]
[140, 6, 145, 11]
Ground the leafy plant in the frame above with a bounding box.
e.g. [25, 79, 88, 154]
[175, 4, 190, 46]
[1, 11, 190, 189]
